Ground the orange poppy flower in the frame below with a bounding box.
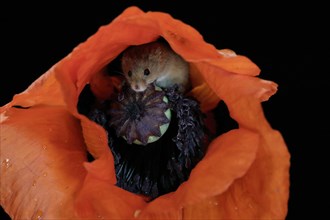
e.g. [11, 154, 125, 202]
[0, 6, 290, 219]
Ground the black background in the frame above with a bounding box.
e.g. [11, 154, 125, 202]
[1, 1, 328, 219]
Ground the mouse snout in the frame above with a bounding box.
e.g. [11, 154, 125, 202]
[131, 82, 147, 92]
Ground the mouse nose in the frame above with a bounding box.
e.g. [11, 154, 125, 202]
[132, 84, 146, 92]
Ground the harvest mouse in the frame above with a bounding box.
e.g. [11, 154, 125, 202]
[121, 40, 190, 93]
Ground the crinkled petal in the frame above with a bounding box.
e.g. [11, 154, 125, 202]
[5, 69, 66, 108]
[183, 130, 290, 219]
[0, 6, 290, 220]
[89, 69, 122, 101]
[0, 106, 87, 219]
[78, 114, 111, 159]
[137, 129, 259, 217]
[136, 129, 289, 219]
[188, 82, 220, 112]
[193, 62, 278, 131]
[210, 49, 261, 76]
[74, 153, 146, 219]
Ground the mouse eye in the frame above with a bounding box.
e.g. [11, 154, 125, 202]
[144, 68, 150, 76]
[128, 71, 132, 77]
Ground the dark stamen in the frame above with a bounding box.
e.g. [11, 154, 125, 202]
[78, 83, 208, 200]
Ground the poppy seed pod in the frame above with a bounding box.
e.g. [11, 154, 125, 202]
[84, 82, 207, 199]
[108, 84, 171, 145]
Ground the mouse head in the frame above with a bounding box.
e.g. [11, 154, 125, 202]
[121, 41, 169, 92]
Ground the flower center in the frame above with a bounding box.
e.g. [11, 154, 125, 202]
[125, 101, 145, 120]
[78, 83, 208, 200]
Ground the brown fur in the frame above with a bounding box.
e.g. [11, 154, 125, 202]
[121, 41, 190, 93]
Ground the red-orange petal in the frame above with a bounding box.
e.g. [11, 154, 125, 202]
[136, 129, 259, 217]
[0, 6, 290, 220]
[183, 130, 290, 219]
[0, 106, 87, 219]
[74, 152, 146, 219]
